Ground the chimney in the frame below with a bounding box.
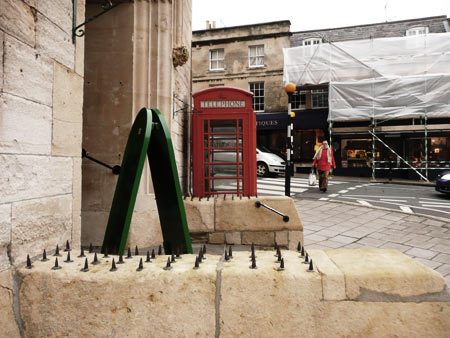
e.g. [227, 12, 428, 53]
[206, 20, 210, 29]
[212, 21, 216, 29]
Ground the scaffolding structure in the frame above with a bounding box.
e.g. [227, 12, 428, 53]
[283, 32, 450, 180]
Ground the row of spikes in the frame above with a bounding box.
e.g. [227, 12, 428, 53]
[25, 241, 314, 272]
[244, 241, 314, 271]
[25, 245, 210, 271]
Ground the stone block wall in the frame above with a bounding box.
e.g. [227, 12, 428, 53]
[16, 249, 450, 337]
[185, 196, 303, 250]
[0, 1, 85, 336]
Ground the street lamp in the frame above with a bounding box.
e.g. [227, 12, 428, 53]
[284, 83, 296, 196]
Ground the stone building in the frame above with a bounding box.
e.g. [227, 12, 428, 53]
[0, 0, 192, 335]
[192, 21, 292, 159]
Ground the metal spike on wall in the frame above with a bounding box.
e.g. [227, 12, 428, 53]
[64, 240, 71, 252]
[193, 256, 200, 269]
[65, 251, 73, 263]
[110, 258, 117, 272]
[277, 258, 285, 271]
[163, 257, 172, 270]
[81, 258, 89, 272]
[89, 243, 93, 253]
[117, 254, 124, 264]
[135, 245, 139, 256]
[103, 249, 109, 258]
[92, 252, 100, 265]
[41, 249, 49, 262]
[307, 259, 314, 272]
[78, 248, 85, 258]
[151, 249, 156, 259]
[54, 244, 61, 257]
[146, 251, 151, 263]
[52, 257, 62, 270]
[136, 258, 144, 271]
[26, 254, 33, 269]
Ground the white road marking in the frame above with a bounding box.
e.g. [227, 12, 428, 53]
[328, 194, 339, 197]
[420, 204, 450, 209]
[357, 200, 372, 207]
[348, 187, 357, 190]
[399, 206, 414, 213]
[338, 190, 349, 193]
[346, 194, 416, 199]
[380, 199, 408, 203]
[257, 185, 307, 193]
[340, 197, 450, 215]
[419, 198, 450, 204]
[256, 189, 285, 196]
[355, 185, 363, 188]
[319, 197, 329, 201]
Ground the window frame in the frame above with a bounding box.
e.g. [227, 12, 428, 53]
[311, 89, 328, 109]
[302, 38, 322, 46]
[249, 82, 265, 113]
[406, 26, 429, 36]
[248, 45, 265, 68]
[209, 48, 224, 71]
[291, 90, 307, 111]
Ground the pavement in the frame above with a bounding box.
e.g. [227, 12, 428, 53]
[295, 198, 450, 286]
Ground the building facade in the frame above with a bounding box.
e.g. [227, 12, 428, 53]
[289, 15, 450, 179]
[0, 1, 192, 333]
[192, 16, 450, 179]
[192, 21, 292, 159]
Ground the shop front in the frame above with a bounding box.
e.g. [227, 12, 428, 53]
[256, 109, 328, 173]
[333, 131, 450, 180]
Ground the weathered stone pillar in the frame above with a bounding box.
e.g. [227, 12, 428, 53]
[82, 0, 192, 249]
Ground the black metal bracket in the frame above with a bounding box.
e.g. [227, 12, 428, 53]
[82, 149, 121, 175]
[255, 201, 290, 222]
[72, 0, 130, 43]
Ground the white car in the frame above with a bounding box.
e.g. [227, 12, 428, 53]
[256, 147, 286, 177]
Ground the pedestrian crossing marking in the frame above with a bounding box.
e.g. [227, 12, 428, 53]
[400, 206, 414, 213]
[357, 200, 372, 207]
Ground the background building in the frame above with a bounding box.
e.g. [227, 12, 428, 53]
[193, 16, 450, 179]
[287, 15, 450, 179]
[192, 21, 292, 159]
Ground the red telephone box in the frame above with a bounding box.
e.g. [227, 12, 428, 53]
[192, 87, 257, 197]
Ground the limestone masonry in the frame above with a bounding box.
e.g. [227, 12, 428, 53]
[17, 249, 450, 337]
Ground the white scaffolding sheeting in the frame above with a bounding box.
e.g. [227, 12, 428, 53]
[283, 32, 450, 121]
[329, 74, 450, 121]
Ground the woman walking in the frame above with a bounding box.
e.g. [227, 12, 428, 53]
[312, 140, 336, 192]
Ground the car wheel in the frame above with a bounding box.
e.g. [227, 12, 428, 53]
[257, 162, 269, 177]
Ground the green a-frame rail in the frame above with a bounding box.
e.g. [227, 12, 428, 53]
[102, 108, 192, 255]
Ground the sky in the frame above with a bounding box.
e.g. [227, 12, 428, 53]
[192, 0, 450, 32]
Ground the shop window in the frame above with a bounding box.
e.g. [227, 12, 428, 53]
[209, 49, 224, 70]
[341, 139, 372, 168]
[291, 90, 306, 110]
[248, 45, 264, 68]
[249, 82, 264, 112]
[312, 89, 328, 108]
[429, 137, 450, 164]
[406, 26, 429, 36]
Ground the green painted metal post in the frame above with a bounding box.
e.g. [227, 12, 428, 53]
[102, 108, 192, 255]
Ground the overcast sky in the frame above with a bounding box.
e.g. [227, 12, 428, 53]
[193, 0, 450, 32]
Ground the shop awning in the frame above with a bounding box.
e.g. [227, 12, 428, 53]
[256, 110, 328, 131]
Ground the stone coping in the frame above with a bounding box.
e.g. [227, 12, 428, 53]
[16, 249, 450, 337]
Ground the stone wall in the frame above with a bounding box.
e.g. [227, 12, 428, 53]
[16, 249, 450, 337]
[82, 0, 192, 249]
[185, 196, 303, 250]
[0, 0, 85, 336]
[291, 15, 449, 46]
[192, 21, 291, 113]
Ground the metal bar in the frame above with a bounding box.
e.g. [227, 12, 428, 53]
[82, 148, 120, 174]
[255, 201, 289, 222]
[368, 131, 429, 181]
[372, 118, 376, 181]
[73, 0, 128, 42]
[285, 94, 292, 196]
[425, 114, 428, 179]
